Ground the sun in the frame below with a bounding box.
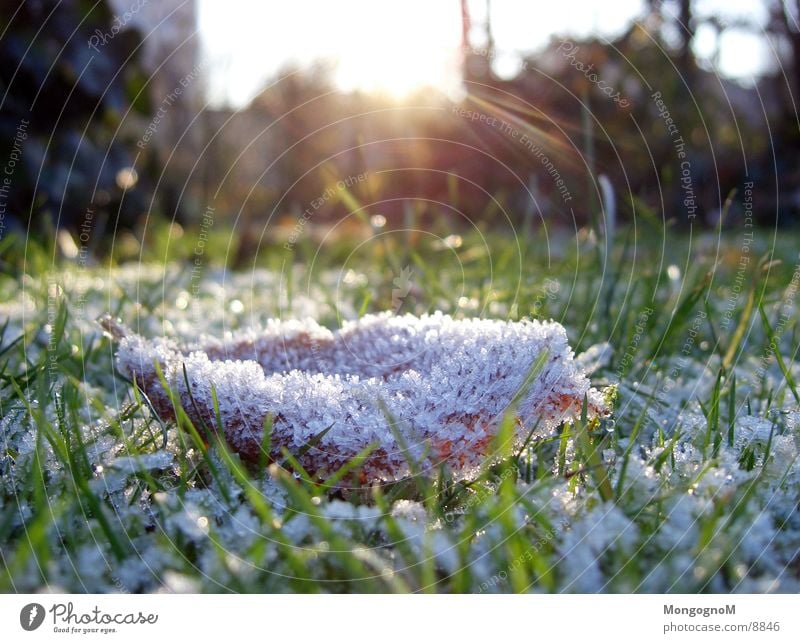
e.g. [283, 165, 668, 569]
[333, 25, 459, 98]
[327, 3, 463, 98]
[335, 49, 445, 98]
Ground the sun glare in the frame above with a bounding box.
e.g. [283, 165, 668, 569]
[199, 0, 770, 108]
[334, 45, 454, 98]
[331, 4, 462, 97]
[199, 0, 462, 106]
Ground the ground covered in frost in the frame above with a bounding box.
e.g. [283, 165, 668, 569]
[1, 229, 799, 593]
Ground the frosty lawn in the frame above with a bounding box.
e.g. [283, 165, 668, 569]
[1, 227, 799, 593]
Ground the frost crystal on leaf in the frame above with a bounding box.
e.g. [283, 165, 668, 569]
[104, 312, 607, 482]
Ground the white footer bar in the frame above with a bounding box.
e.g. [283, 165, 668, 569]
[2, 594, 797, 642]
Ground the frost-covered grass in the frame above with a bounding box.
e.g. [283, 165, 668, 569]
[1, 222, 800, 593]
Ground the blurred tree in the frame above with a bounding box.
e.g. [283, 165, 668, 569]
[645, 0, 696, 83]
[0, 0, 151, 241]
[766, 0, 800, 102]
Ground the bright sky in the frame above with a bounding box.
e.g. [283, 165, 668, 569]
[198, 0, 776, 108]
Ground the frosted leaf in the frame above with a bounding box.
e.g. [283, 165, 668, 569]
[106, 312, 609, 482]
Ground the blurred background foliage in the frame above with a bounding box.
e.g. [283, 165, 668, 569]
[0, 0, 798, 262]
[0, 0, 152, 240]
